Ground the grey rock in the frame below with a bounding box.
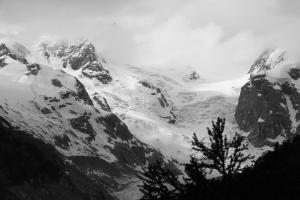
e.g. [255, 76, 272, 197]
[235, 74, 299, 147]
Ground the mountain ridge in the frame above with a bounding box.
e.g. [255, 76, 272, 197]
[0, 41, 178, 199]
[1, 39, 300, 199]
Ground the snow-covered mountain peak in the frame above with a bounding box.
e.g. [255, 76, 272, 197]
[248, 48, 286, 76]
[38, 40, 112, 84]
[0, 41, 178, 198]
[236, 47, 300, 147]
[0, 42, 30, 66]
[246, 48, 300, 91]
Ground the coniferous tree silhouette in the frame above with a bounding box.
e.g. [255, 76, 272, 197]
[139, 117, 253, 200]
[190, 118, 253, 177]
[138, 160, 184, 200]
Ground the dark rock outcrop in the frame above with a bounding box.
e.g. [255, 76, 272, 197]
[189, 71, 200, 80]
[41, 107, 52, 114]
[288, 67, 300, 80]
[0, 43, 11, 57]
[25, 63, 41, 75]
[54, 134, 71, 149]
[235, 73, 300, 147]
[64, 42, 97, 71]
[50, 76, 93, 106]
[75, 78, 94, 106]
[235, 49, 300, 147]
[138, 80, 176, 123]
[52, 79, 63, 87]
[93, 93, 111, 112]
[82, 61, 112, 84]
[70, 112, 96, 141]
[97, 114, 133, 141]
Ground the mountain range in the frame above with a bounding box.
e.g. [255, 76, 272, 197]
[0, 39, 299, 200]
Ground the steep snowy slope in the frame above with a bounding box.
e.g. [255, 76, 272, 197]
[36, 40, 250, 162]
[39, 39, 294, 161]
[102, 65, 249, 161]
[0, 42, 177, 199]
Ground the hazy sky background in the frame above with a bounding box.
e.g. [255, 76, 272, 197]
[0, 0, 300, 80]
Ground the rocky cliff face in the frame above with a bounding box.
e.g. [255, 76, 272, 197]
[0, 43, 29, 66]
[235, 49, 300, 147]
[39, 40, 112, 84]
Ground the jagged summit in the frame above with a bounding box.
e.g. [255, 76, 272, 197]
[39, 40, 112, 84]
[0, 40, 176, 198]
[0, 42, 29, 66]
[236, 48, 300, 147]
[248, 48, 286, 76]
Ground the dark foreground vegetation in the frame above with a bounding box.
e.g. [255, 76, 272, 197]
[0, 116, 113, 200]
[1, 112, 300, 200]
[139, 118, 300, 200]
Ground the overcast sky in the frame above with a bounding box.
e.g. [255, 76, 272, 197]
[0, 0, 300, 80]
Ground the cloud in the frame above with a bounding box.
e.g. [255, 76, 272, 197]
[132, 17, 261, 79]
[275, 0, 300, 15]
[0, 0, 299, 80]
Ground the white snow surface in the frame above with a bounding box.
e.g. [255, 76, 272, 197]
[61, 60, 248, 162]
[28, 40, 257, 162]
